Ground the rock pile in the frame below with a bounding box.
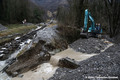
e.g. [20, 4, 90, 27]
[70, 38, 110, 54]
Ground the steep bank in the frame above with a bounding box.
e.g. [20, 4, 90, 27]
[5, 25, 68, 77]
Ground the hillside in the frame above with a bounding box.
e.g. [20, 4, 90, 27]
[30, 0, 68, 11]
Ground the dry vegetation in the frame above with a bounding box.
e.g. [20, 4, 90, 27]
[0, 24, 36, 44]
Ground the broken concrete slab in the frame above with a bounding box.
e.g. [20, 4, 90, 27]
[58, 57, 79, 69]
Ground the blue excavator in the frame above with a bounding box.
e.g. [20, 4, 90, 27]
[80, 9, 102, 38]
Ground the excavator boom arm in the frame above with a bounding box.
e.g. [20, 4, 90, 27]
[83, 9, 95, 32]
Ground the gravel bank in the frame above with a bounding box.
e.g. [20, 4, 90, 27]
[49, 37, 120, 80]
[49, 44, 120, 80]
[70, 38, 111, 54]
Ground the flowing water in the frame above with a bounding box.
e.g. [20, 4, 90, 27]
[0, 38, 33, 80]
[50, 48, 97, 66]
[0, 47, 97, 80]
[12, 63, 58, 80]
[0, 61, 11, 80]
[0, 41, 113, 80]
[11, 48, 97, 80]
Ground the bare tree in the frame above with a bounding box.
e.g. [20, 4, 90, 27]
[57, 0, 84, 28]
[104, 0, 120, 37]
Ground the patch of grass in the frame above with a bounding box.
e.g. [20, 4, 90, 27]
[0, 24, 36, 37]
[6, 24, 24, 29]
[47, 23, 56, 27]
[0, 38, 13, 45]
[0, 24, 36, 44]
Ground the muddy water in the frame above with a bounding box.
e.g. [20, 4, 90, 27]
[0, 47, 97, 80]
[50, 48, 97, 66]
[12, 48, 96, 80]
[12, 63, 58, 80]
[0, 39, 33, 80]
[0, 61, 11, 80]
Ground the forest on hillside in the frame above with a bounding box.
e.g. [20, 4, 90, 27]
[0, 0, 120, 38]
[57, 0, 120, 37]
[0, 0, 45, 24]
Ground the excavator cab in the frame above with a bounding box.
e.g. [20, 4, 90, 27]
[80, 9, 102, 38]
